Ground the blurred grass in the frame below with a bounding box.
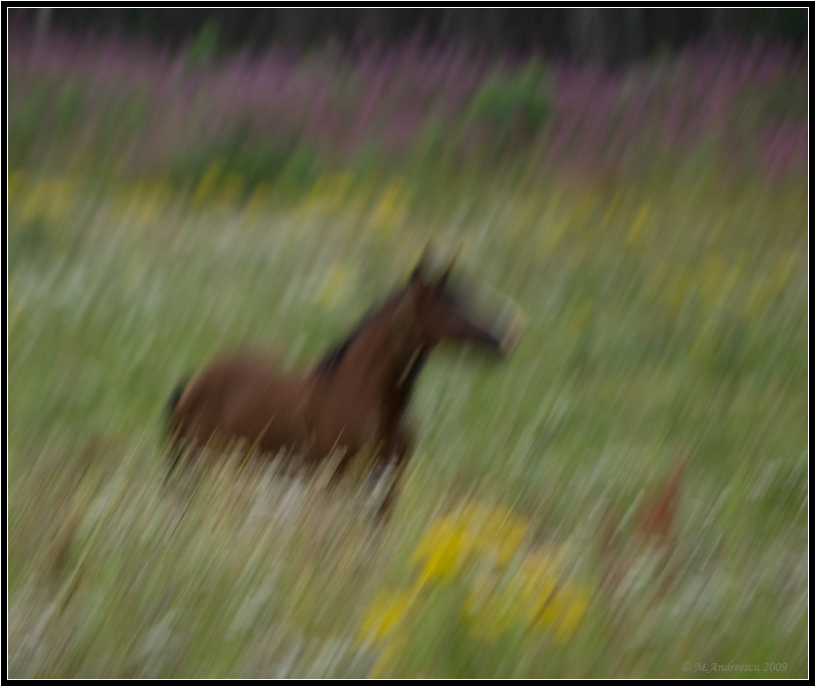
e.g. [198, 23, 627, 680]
[8, 29, 809, 679]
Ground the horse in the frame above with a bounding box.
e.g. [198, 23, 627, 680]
[166, 251, 523, 518]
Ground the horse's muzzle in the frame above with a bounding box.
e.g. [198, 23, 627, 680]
[499, 311, 526, 357]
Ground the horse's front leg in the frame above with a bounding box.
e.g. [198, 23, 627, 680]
[373, 425, 414, 522]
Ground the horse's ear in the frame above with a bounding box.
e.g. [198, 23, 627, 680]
[436, 247, 459, 290]
[393, 278, 417, 342]
[410, 245, 433, 285]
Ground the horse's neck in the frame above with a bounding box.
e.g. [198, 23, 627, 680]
[316, 309, 428, 407]
[395, 344, 428, 395]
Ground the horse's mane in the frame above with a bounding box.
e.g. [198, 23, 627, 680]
[315, 290, 403, 377]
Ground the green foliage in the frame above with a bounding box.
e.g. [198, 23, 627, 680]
[738, 75, 809, 126]
[8, 83, 50, 164]
[7, 42, 808, 679]
[465, 58, 552, 140]
[56, 80, 86, 134]
[187, 20, 222, 68]
[169, 136, 321, 199]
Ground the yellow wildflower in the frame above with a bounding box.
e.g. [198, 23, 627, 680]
[459, 502, 529, 565]
[194, 160, 224, 204]
[465, 545, 591, 644]
[413, 503, 530, 584]
[299, 172, 355, 218]
[552, 587, 591, 642]
[19, 179, 49, 223]
[370, 180, 409, 239]
[516, 550, 561, 610]
[413, 515, 470, 583]
[8, 169, 25, 201]
[359, 589, 417, 643]
[513, 548, 591, 641]
[243, 183, 272, 222]
[528, 579, 591, 641]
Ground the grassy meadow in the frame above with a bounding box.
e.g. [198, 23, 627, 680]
[7, 24, 809, 679]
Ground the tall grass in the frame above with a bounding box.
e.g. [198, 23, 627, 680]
[8, 25, 809, 678]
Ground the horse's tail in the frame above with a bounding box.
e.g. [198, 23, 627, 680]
[163, 376, 190, 481]
[166, 378, 188, 419]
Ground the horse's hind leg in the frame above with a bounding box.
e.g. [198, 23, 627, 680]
[373, 428, 414, 522]
[164, 438, 183, 484]
[163, 434, 200, 485]
[163, 377, 191, 483]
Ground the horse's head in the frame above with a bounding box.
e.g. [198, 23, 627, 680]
[395, 250, 523, 357]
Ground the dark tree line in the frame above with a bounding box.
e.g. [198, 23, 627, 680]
[12, 8, 809, 63]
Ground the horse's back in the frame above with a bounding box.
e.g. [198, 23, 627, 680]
[171, 355, 310, 454]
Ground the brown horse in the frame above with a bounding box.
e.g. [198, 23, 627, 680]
[166, 251, 523, 517]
